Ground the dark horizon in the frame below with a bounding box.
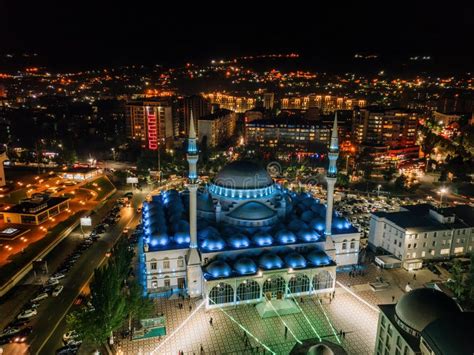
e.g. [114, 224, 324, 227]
[1, 1, 473, 72]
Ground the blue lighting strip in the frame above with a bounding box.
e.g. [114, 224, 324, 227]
[209, 184, 275, 199]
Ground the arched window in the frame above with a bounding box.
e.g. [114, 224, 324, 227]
[177, 256, 184, 268]
[288, 274, 310, 294]
[262, 276, 286, 299]
[236, 280, 260, 301]
[164, 275, 170, 288]
[350, 239, 356, 249]
[342, 239, 347, 250]
[313, 271, 333, 290]
[163, 257, 170, 269]
[209, 283, 234, 305]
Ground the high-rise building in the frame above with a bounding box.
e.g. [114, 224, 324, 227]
[352, 107, 418, 148]
[180, 95, 211, 137]
[198, 109, 237, 148]
[245, 116, 331, 152]
[125, 99, 174, 149]
[263, 92, 275, 110]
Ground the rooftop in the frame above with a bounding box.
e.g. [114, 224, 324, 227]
[6, 197, 69, 215]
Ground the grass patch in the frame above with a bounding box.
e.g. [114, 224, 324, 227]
[83, 176, 116, 201]
[0, 210, 86, 285]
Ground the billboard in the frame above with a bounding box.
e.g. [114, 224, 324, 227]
[80, 217, 92, 226]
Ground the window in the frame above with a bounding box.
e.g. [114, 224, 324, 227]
[237, 280, 260, 301]
[342, 240, 347, 250]
[424, 233, 427, 239]
[163, 257, 170, 269]
[434, 232, 437, 238]
[432, 241, 436, 247]
[177, 256, 184, 268]
[413, 243, 417, 248]
[408, 244, 411, 249]
[350, 239, 356, 249]
[381, 316, 386, 327]
[423, 242, 426, 247]
[209, 283, 234, 305]
[164, 277, 170, 288]
[396, 336, 401, 347]
[151, 262, 157, 270]
[387, 324, 393, 337]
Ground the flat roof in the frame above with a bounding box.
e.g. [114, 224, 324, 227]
[6, 197, 69, 215]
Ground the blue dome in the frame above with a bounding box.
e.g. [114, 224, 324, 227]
[300, 197, 315, 207]
[288, 219, 308, 232]
[301, 210, 315, 223]
[228, 202, 276, 221]
[309, 218, 325, 232]
[252, 232, 273, 246]
[197, 192, 215, 212]
[310, 203, 326, 217]
[214, 160, 273, 189]
[174, 231, 190, 244]
[284, 252, 307, 269]
[275, 229, 296, 244]
[149, 232, 169, 247]
[206, 260, 232, 278]
[259, 254, 283, 270]
[198, 226, 220, 239]
[297, 228, 320, 242]
[307, 250, 331, 266]
[228, 233, 250, 249]
[201, 234, 225, 251]
[234, 258, 257, 275]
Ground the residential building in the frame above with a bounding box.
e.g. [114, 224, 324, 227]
[368, 204, 474, 270]
[125, 99, 174, 149]
[281, 94, 366, 113]
[198, 109, 237, 148]
[263, 92, 275, 110]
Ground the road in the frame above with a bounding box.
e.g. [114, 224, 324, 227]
[1, 188, 147, 355]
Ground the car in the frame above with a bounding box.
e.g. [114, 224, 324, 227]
[2, 327, 20, 336]
[52, 285, 64, 297]
[31, 292, 49, 302]
[17, 309, 37, 319]
[66, 339, 82, 347]
[56, 344, 80, 354]
[46, 278, 60, 286]
[50, 273, 66, 281]
[63, 330, 79, 344]
[7, 320, 29, 329]
[11, 327, 32, 343]
[25, 302, 40, 309]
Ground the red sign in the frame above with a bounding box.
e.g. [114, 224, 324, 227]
[147, 107, 158, 150]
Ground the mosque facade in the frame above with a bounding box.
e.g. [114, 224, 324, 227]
[139, 115, 360, 308]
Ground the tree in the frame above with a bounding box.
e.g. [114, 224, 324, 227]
[448, 259, 466, 300]
[394, 175, 406, 191]
[126, 280, 154, 334]
[468, 253, 474, 306]
[337, 173, 349, 188]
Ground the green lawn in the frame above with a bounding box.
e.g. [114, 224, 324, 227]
[82, 176, 116, 201]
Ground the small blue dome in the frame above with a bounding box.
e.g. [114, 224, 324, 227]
[234, 258, 257, 275]
[288, 219, 308, 232]
[275, 229, 296, 244]
[307, 249, 331, 266]
[300, 197, 315, 207]
[333, 217, 351, 229]
[284, 252, 307, 269]
[206, 260, 232, 278]
[309, 218, 325, 232]
[301, 210, 315, 223]
[310, 203, 326, 217]
[259, 254, 283, 270]
[198, 226, 220, 239]
[149, 232, 169, 247]
[297, 228, 320, 242]
[174, 231, 190, 244]
[228, 233, 250, 249]
[252, 232, 273, 246]
[201, 234, 225, 251]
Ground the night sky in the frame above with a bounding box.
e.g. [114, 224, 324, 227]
[1, 1, 473, 70]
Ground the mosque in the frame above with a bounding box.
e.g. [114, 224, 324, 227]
[139, 115, 360, 308]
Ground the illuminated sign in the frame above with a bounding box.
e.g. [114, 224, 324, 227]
[126, 177, 138, 184]
[80, 217, 92, 226]
[147, 107, 158, 150]
[1, 228, 18, 235]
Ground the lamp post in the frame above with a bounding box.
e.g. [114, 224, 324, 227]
[377, 184, 382, 197]
[439, 187, 447, 207]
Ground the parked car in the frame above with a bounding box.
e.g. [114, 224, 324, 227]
[11, 326, 32, 343]
[63, 330, 79, 344]
[52, 285, 64, 297]
[50, 273, 66, 281]
[17, 309, 37, 319]
[56, 344, 80, 354]
[31, 292, 49, 302]
[2, 327, 20, 336]
[46, 278, 60, 286]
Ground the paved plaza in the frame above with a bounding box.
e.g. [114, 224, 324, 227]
[116, 285, 381, 355]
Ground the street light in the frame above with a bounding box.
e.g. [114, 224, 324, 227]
[439, 187, 447, 207]
[377, 184, 382, 197]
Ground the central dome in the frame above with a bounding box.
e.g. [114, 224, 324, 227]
[214, 160, 273, 189]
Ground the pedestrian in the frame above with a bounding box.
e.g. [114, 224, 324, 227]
[339, 329, 343, 337]
[392, 295, 395, 302]
[200, 344, 204, 353]
[329, 297, 332, 304]
[413, 273, 416, 280]
[332, 291, 335, 299]
[284, 326, 288, 339]
[300, 297, 303, 303]
[343, 331, 346, 338]
[189, 305, 192, 312]
[209, 317, 213, 326]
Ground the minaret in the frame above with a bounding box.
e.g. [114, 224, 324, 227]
[186, 112, 202, 297]
[325, 113, 339, 236]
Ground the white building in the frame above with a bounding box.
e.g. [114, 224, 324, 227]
[368, 204, 474, 270]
